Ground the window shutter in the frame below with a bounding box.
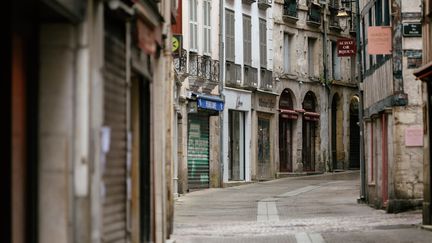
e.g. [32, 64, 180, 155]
[203, 1, 211, 55]
[259, 19, 267, 68]
[243, 15, 251, 65]
[225, 10, 235, 61]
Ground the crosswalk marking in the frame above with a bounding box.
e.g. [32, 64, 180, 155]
[278, 185, 320, 197]
[257, 200, 280, 222]
[295, 232, 325, 243]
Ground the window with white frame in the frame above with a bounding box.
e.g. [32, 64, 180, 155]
[243, 15, 252, 66]
[203, 0, 211, 55]
[225, 9, 235, 62]
[259, 18, 267, 68]
[189, 0, 198, 52]
[283, 33, 292, 73]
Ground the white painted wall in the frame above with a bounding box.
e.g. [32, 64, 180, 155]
[222, 88, 253, 182]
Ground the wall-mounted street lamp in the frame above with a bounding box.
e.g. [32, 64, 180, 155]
[336, 0, 366, 202]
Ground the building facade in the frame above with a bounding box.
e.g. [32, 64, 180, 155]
[272, 0, 359, 175]
[222, 0, 277, 184]
[361, 0, 424, 212]
[3, 0, 177, 242]
[173, 0, 224, 193]
[414, 0, 432, 225]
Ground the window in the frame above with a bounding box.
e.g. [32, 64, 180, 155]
[189, 0, 198, 51]
[307, 37, 316, 76]
[283, 33, 292, 73]
[225, 9, 235, 61]
[243, 15, 252, 66]
[332, 41, 341, 80]
[203, 0, 211, 55]
[259, 18, 267, 68]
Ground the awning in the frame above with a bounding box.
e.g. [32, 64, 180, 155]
[279, 109, 298, 120]
[304, 112, 320, 121]
[414, 61, 432, 82]
[196, 94, 224, 112]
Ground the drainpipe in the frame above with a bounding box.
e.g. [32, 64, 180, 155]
[355, 0, 366, 202]
[219, 0, 225, 187]
[322, 2, 331, 172]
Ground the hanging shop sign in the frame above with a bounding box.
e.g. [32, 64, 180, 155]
[172, 35, 182, 56]
[403, 23, 422, 37]
[337, 38, 356, 57]
[367, 26, 392, 55]
[197, 98, 224, 111]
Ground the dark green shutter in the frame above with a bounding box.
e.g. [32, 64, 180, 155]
[187, 114, 210, 189]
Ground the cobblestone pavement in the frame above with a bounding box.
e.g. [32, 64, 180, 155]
[171, 171, 432, 243]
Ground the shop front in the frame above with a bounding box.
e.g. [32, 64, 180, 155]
[186, 93, 224, 190]
[252, 91, 278, 180]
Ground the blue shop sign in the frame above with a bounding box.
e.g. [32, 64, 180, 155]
[197, 98, 224, 111]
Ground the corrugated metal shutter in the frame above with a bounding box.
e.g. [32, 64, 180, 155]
[187, 114, 210, 189]
[102, 19, 127, 243]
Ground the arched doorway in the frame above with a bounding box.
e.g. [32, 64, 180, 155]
[331, 93, 343, 170]
[349, 96, 360, 169]
[279, 89, 296, 172]
[302, 91, 318, 171]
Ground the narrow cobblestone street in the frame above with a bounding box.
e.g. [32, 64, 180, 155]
[172, 172, 432, 243]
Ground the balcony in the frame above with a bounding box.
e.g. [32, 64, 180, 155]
[173, 49, 187, 81]
[260, 68, 273, 91]
[225, 61, 242, 88]
[186, 53, 219, 93]
[283, 0, 299, 23]
[307, 3, 322, 27]
[328, 0, 340, 10]
[243, 65, 258, 90]
[258, 0, 272, 10]
[329, 9, 342, 32]
[242, 0, 257, 4]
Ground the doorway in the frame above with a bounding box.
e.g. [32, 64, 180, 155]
[258, 116, 271, 179]
[279, 89, 295, 172]
[302, 92, 317, 171]
[331, 93, 343, 170]
[229, 110, 245, 181]
[349, 96, 360, 169]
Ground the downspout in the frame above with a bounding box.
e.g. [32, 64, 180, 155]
[219, 0, 225, 187]
[322, 2, 331, 172]
[355, 0, 366, 202]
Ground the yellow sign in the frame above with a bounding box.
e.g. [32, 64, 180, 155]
[172, 36, 180, 52]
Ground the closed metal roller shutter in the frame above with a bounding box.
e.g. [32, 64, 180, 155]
[102, 18, 127, 243]
[187, 114, 210, 189]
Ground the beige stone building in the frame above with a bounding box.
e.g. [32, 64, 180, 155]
[273, 0, 360, 175]
[361, 0, 424, 212]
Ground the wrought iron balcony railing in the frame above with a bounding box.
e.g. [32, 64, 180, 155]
[260, 68, 273, 91]
[188, 53, 219, 84]
[242, 0, 257, 4]
[258, 0, 272, 10]
[283, 0, 298, 18]
[225, 61, 242, 88]
[173, 49, 187, 74]
[243, 65, 258, 90]
[307, 3, 322, 26]
[328, 0, 340, 10]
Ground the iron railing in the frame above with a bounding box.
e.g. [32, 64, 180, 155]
[283, 0, 298, 18]
[225, 61, 242, 87]
[243, 65, 258, 89]
[173, 49, 187, 74]
[188, 53, 219, 84]
[307, 4, 322, 25]
[260, 69, 273, 91]
[258, 0, 272, 10]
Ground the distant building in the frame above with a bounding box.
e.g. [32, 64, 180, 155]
[273, 0, 359, 176]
